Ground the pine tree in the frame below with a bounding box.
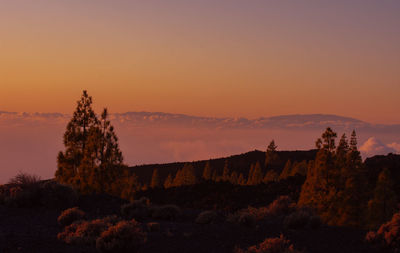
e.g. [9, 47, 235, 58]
[298, 127, 339, 224]
[279, 160, 292, 180]
[238, 173, 246, 185]
[173, 163, 197, 186]
[56, 90, 98, 185]
[247, 164, 255, 185]
[265, 140, 278, 168]
[263, 170, 278, 183]
[222, 160, 230, 182]
[337, 131, 367, 226]
[289, 160, 308, 177]
[367, 168, 397, 228]
[230, 171, 238, 184]
[55, 91, 125, 194]
[202, 161, 212, 181]
[164, 174, 173, 188]
[150, 169, 161, 188]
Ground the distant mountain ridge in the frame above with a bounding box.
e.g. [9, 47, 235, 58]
[2, 110, 395, 130]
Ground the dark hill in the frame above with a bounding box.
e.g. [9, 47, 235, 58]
[129, 149, 318, 185]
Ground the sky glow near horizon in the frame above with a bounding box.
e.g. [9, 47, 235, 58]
[0, 1, 399, 123]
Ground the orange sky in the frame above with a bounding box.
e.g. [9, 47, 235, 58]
[0, 1, 399, 124]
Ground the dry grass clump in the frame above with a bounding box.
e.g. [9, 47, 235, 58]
[1, 173, 42, 207]
[195, 210, 218, 224]
[283, 207, 321, 229]
[58, 207, 86, 227]
[58, 216, 121, 246]
[151, 205, 181, 220]
[96, 220, 147, 253]
[235, 234, 301, 253]
[8, 172, 41, 187]
[121, 197, 151, 220]
[366, 212, 400, 251]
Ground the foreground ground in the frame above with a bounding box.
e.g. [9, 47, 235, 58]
[0, 195, 385, 253]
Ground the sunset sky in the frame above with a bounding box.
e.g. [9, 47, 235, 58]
[1, 1, 399, 124]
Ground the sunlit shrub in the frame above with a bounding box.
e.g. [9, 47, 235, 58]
[96, 219, 147, 253]
[195, 210, 218, 224]
[58, 216, 120, 245]
[266, 196, 295, 217]
[366, 212, 400, 251]
[235, 234, 301, 253]
[151, 205, 181, 220]
[58, 207, 86, 227]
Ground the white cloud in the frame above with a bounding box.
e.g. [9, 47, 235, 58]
[387, 142, 400, 153]
[359, 137, 397, 158]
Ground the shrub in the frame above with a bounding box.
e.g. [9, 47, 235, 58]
[4, 185, 40, 208]
[58, 216, 120, 245]
[236, 234, 301, 253]
[267, 196, 295, 217]
[121, 197, 151, 220]
[147, 222, 160, 232]
[227, 210, 257, 227]
[366, 212, 400, 251]
[283, 208, 321, 230]
[195, 210, 218, 224]
[8, 172, 41, 187]
[40, 181, 77, 208]
[58, 207, 86, 227]
[151, 205, 181, 220]
[3, 172, 42, 207]
[96, 220, 147, 253]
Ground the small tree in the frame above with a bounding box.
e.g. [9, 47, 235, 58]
[202, 161, 212, 181]
[164, 174, 173, 189]
[265, 140, 278, 168]
[279, 160, 292, 180]
[150, 169, 161, 188]
[368, 168, 397, 228]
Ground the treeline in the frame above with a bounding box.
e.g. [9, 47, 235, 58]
[55, 91, 399, 229]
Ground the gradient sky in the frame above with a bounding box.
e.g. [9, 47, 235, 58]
[1, 1, 399, 124]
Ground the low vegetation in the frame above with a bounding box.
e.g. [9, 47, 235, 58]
[58, 207, 86, 227]
[235, 234, 301, 253]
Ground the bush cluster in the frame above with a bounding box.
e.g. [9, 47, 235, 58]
[227, 195, 297, 226]
[121, 197, 151, 220]
[0, 174, 77, 208]
[283, 207, 321, 229]
[235, 234, 301, 253]
[96, 220, 147, 253]
[58, 207, 86, 227]
[195, 210, 218, 224]
[366, 212, 400, 251]
[121, 197, 181, 221]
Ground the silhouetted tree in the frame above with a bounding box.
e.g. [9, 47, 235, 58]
[164, 174, 173, 189]
[279, 160, 292, 180]
[222, 160, 230, 182]
[202, 161, 212, 181]
[265, 140, 278, 168]
[150, 169, 161, 188]
[368, 168, 397, 228]
[55, 91, 125, 194]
